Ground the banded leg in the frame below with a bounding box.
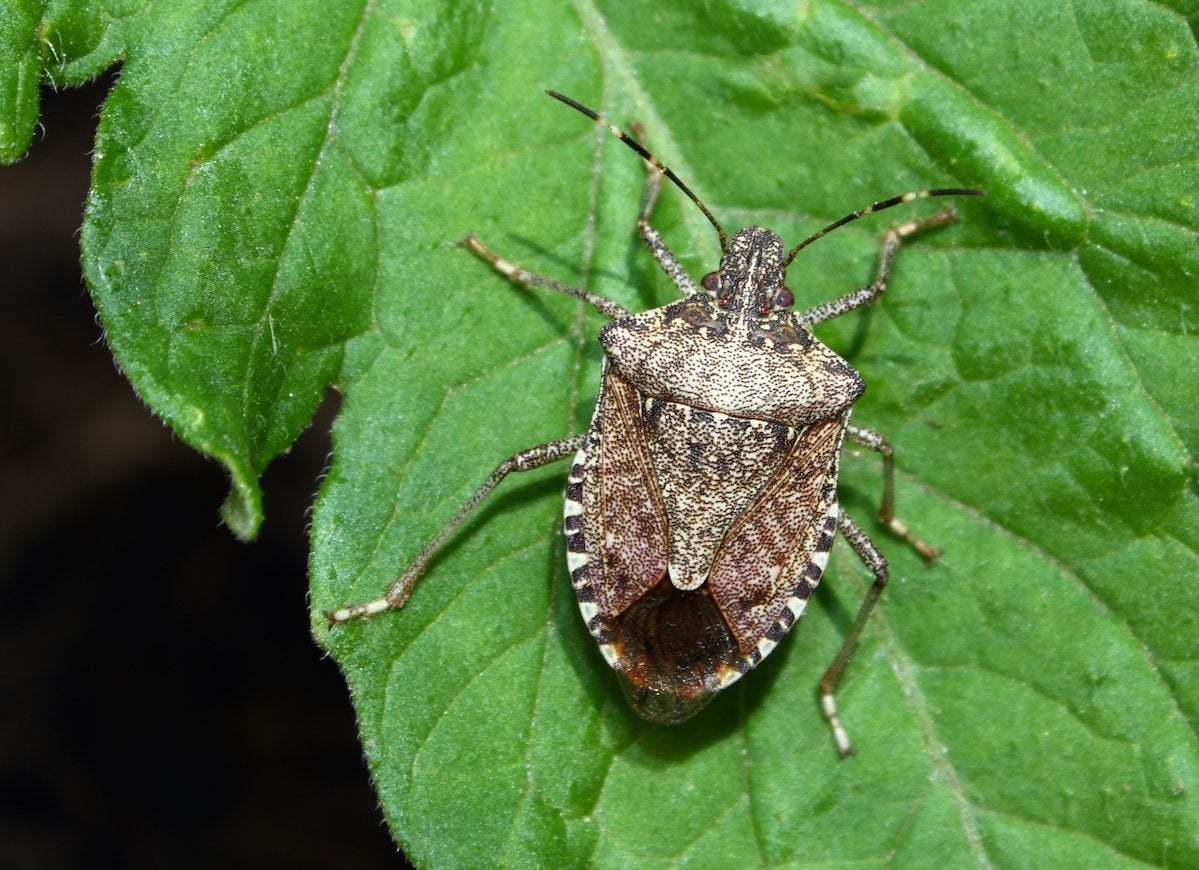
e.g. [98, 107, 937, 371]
[846, 423, 940, 562]
[796, 206, 960, 327]
[630, 131, 701, 299]
[327, 435, 585, 624]
[460, 236, 629, 320]
[820, 510, 889, 758]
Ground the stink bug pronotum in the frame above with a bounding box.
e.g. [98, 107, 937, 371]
[329, 91, 983, 756]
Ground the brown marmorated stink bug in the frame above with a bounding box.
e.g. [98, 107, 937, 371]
[329, 91, 983, 756]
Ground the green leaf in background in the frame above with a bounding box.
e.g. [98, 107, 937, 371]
[5, 0, 1197, 865]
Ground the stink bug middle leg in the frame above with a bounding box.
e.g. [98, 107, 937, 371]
[327, 90, 983, 757]
[845, 423, 939, 562]
[325, 436, 585, 622]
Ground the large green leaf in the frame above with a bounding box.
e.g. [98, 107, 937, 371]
[5, 0, 1197, 865]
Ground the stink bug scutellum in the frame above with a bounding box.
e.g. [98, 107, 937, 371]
[329, 90, 983, 756]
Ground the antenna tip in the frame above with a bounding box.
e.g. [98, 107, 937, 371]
[934, 187, 986, 198]
[545, 90, 599, 122]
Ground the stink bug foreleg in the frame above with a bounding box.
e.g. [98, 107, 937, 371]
[630, 136, 701, 299]
[326, 435, 585, 624]
[795, 201, 962, 327]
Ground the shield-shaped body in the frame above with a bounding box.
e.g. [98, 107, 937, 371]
[563, 291, 864, 723]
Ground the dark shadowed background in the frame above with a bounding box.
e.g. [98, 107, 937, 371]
[0, 75, 406, 869]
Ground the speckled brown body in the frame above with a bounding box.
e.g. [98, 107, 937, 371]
[563, 240, 862, 722]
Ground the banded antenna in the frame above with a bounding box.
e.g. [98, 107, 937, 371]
[546, 90, 984, 264]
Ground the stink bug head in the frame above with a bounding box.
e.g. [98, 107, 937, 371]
[705, 226, 794, 320]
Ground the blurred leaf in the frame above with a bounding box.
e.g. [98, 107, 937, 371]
[4, 0, 1197, 865]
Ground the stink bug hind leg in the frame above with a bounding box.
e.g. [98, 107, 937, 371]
[820, 422, 939, 756]
[325, 436, 585, 627]
[819, 511, 890, 757]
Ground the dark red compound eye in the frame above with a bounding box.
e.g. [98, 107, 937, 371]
[774, 286, 794, 309]
[701, 272, 720, 294]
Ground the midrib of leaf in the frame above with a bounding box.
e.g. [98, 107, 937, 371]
[877, 608, 992, 867]
[572, 0, 725, 260]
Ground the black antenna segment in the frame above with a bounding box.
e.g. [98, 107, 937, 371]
[783, 188, 984, 267]
[546, 90, 729, 254]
